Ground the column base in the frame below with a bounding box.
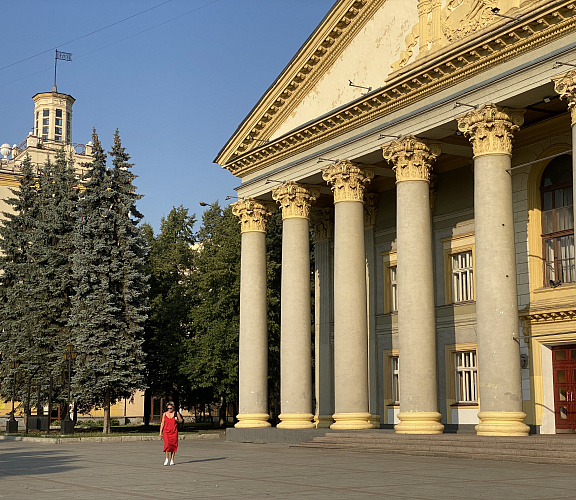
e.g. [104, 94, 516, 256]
[475, 411, 530, 436]
[330, 412, 373, 430]
[395, 412, 444, 434]
[314, 414, 334, 428]
[235, 413, 271, 428]
[277, 413, 315, 429]
[370, 414, 381, 428]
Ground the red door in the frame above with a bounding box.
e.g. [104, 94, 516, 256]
[552, 345, 576, 433]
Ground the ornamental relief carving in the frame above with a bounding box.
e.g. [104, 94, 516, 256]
[392, 0, 541, 72]
[272, 182, 320, 219]
[457, 104, 524, 157]
[364, 193, 379, 228]
[231, 199, 276, 233]
[321, 161, 374, 203]
[553, 70, 576, 126]
[381, 135, 441, 183]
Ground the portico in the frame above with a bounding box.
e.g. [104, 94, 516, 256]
[216, 0, 576, 436]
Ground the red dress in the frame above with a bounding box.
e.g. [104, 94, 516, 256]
[162, 414, 178, 452]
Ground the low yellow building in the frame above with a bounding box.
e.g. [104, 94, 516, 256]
[216, 0, 576, 435]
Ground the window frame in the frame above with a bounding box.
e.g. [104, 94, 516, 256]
[382, 250, 397, 314]
[445, 343, 479, 414]
[441, 232, 475, 305]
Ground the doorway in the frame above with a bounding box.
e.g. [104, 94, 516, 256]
[552, 345, 576, 433]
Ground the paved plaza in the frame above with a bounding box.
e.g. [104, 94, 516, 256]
[1, 437, 575, 499]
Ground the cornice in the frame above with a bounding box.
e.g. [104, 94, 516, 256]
[215, 0, 385, 166]
[221, 1, 576, 178]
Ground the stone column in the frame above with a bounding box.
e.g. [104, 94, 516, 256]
[322, 161, 374, 429]
[232, 199, 276, 428]
[382, 135, 444, 434]
[457, 104, 530, 436]
[553, 70, 576, 230]
[272, 182, 319, 429]
[311, 209, 335, 428]
[364, 194, 381, 427]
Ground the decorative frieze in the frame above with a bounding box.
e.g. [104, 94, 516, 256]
[272, 182, 320, 220]
[321, 161, 374, 203]
[457, 104, 525, 157]
[382, 135, 441, 183]
[553, 69, 576, 125]
[310, 208, 334, 243]
[231, 199, 276, 233]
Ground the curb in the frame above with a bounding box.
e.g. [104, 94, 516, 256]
[0, 433, 222, 444]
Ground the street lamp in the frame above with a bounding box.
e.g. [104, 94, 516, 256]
[60, 344, 77, 435]
[6, 360, 21, 434]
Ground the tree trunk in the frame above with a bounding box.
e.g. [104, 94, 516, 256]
[103, 389, 111, 434]
[73, 402, 78, 424]
[218, 395, 227, 428]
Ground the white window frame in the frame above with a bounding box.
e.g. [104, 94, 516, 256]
[451, 250, 474, 303]
[391, 356, 400, 405]
[455, 350, 477, 404]
[441, 232, 475, 305]
[382, 250, 397, 314]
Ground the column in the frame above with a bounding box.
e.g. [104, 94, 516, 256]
[553, 70, 576, 230]
[322, 161, 374, 429]
[272, 182, 319, 429]
[364, 194, 381, 427]
[311, 208, 335, 428]
[457, 104, 530, 436]
[232, 199, 276, 428]
[382, 135, 444, 434]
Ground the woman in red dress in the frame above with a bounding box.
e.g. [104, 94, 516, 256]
[159, 401, 183, 465]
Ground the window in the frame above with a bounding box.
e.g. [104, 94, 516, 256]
[55, 127, 62, 135]
[451, 251, 474, 303]
[42, 126, 49, 134]
[391, 356, 400, 404]
[541, 154, 574, 286]
[55, 136, 62, 142]
[43, 109, 49, 117]
[455, 351, 477, 403]
[43, 118, 49, 125]
[55, 118, 62, 126]
[390, 266, 398, 312]
[441, 232, 475, 305]
[56, 109, 62, 118]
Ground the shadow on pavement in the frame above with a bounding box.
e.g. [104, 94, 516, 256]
[0, 446, 80, 477]
[178, 457, 227, 464]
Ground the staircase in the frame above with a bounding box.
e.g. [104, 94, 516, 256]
[297, 431, 576, 464]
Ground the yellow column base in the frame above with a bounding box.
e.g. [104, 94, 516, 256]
[370, 414, 381, 428]
[395, 412, 444, 434]
[235, 413, 271, 428]
[330, 412, 373, 429]
[314, 414, 334, 428]
[475, 411, 530, 436]
[277, 413, 315, 429]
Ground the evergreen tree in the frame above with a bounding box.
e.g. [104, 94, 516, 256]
[142, 205, 196, 417]
[0, 150, 78, 413]
[69, 130, 148, 434]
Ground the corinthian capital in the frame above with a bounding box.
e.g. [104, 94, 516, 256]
[231, 198, 276, 233]
[553, 70, 576, 125]
[457, 104, 524, 158]
[310, 208, 334, 243]
[382, 135, 441, 183]
[321, 161, 374, 203]
[272, 182, 320, 220]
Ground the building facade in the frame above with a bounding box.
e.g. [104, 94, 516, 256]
[215, 0, 576, 435]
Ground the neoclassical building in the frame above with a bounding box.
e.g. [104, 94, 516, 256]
[215, 0, 576, 435]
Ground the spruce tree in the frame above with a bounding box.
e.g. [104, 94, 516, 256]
[69, 130, 148, 434]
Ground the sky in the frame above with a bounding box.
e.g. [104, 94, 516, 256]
[0, 0, 336, 232]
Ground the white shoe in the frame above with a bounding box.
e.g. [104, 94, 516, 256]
[170, 460, 175, 466]
[164, 458, 169, 466]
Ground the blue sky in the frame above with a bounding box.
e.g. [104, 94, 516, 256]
[0, 0, 335, 231]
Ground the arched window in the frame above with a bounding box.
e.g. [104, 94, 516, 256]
[540, 154, 574, 286]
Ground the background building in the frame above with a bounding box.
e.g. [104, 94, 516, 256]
[216, 0, 576, 435]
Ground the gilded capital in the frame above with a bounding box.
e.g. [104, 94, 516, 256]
[553, 70, 576, 126]
[321, 161, 374, 203]
[382, 135, 441, 183]
[457, 104, 525, 158]
[231, 198, 276, 233]
[272, 182, 320, 220]
[310, 208, 334, 243]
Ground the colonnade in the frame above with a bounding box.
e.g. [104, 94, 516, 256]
[232, 93, 576, 435]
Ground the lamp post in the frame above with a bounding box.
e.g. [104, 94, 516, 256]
[6, 360, 20, 434]
[60, 344, 77, 435]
